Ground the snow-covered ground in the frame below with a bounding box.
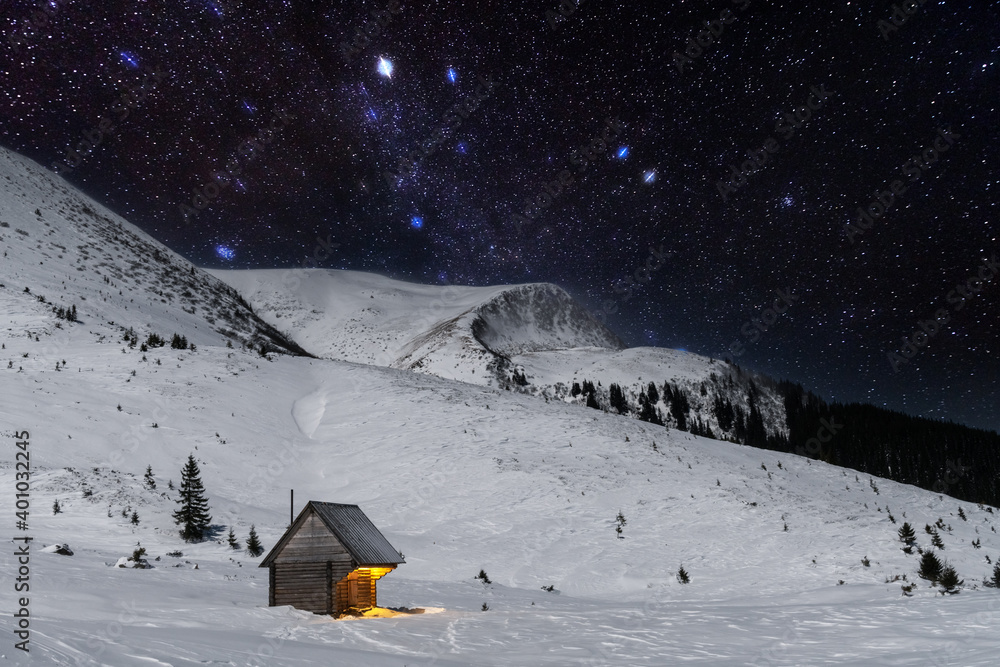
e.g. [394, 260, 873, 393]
[2, 146, 1000, 665]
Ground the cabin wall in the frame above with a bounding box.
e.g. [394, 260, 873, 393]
[272, 561, 354, 613]
[274, 512, 352, 564]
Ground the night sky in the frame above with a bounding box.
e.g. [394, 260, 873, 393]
[2, 0, 998, 431]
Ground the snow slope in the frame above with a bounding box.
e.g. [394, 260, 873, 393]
[0, 146, 306, 354]
[211, 267, 787, 438]
[1, 146, 999, 665]
[209, 268, 625, 385]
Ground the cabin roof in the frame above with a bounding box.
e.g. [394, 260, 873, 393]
[260, 501, 405, 567]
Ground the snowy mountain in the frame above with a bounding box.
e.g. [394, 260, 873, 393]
[2, 146, 1000, 666]
[210, 267, 788, 440]
[208, 268, 625, 384]
[0, 147, 307, 356]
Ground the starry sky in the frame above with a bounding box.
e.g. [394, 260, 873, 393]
[2, 0, 998, 431]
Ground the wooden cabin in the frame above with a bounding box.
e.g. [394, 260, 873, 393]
[259, 501, 405, 615]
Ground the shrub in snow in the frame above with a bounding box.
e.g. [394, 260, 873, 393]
[615, 511, 626, 539]
[677, 566, 690, 584]
[52, 499, 61, 514]
[918, 551, 943, 583]
[986, 562, 1000, 588]
[476, 569, 492, 585]
[898, 522, 916, 546]
[938, 566, 963, 595]
[245, 525, 264, 557]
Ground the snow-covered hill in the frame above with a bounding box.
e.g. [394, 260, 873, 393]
[208, 268, 625, 384]
[211, 267, 788, 439]
[2, 146, 999, 665]
[0, 147, 306, 355]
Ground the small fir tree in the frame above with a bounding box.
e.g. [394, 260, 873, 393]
[938, 565, 963, 594]
[245, 524, 264, 557]
[897, 522, 916, 545]
[52, 499, 61, 514]
[615, 511, 627, 539]
[918, 551, 944, 583]
[227, 527, 241, 550]
[989, 562, 1000, 588]
[130, 510, 139, 525]
[171, 454, 212, 542]
[143, 465, 156, 489]
[677, 566, 690, 584]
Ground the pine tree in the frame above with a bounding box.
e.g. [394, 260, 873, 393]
[917, 551, 943, 583]
[938, 565, 963, 594]
[171, 454, 212, 542]
[990, 562, 1000, 588]
[227, 527, 241, 550]
[897, 522, 916, 545]
[143, 465, 156, 490]
[130, 510, 139, 525]
[615, 511, 626, 539]
[52, 499, 61, 514]
[677, 566, 690, 584]
[245, 524, 264, 557]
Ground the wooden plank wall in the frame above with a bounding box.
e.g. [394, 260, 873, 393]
[274, 512, 352, 563]
[273, 562, 328, 613]
[358, 569, 373, 608]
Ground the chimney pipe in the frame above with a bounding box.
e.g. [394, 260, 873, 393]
[290, 489, 294, 525]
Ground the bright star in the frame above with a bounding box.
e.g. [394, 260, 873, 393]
[447, 68, 458, 83]
[411, 216, 424, 229]
[617, 147, 629, 159]
[378, 57, 393, 78]
[643, 170, 657, 184]
[215, 245, 236, 261]
[456, 142, 468, 154]
[120, 51, 139, 69]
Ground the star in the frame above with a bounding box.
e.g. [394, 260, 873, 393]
[119, 51, 140, 69]
[378, 57, 393, 78]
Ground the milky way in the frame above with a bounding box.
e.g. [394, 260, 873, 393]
[1, 0, 998, 430]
